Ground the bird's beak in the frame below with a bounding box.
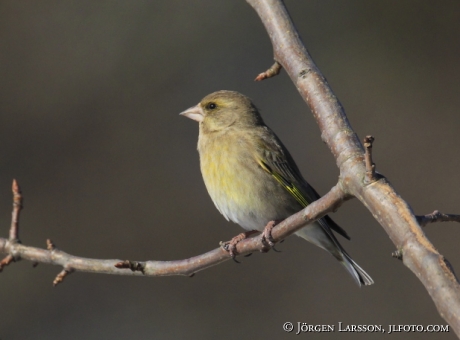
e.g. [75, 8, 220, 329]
[180, 103, 204, 122]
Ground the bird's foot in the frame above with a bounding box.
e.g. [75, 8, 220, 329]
[220, 230, 258, 262]
[261, 220, 281, 252]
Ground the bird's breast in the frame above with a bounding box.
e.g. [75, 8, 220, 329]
[198, 133, 254, 212]
[197, 130, 300, 230]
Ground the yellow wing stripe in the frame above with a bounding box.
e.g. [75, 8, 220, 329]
[259, 160, 309, 208]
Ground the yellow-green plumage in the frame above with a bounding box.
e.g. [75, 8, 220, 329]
[181, 90, 373, 287]
[199, 123, 299, 227]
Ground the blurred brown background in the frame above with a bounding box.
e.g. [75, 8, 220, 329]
[1, 1, 459, 339]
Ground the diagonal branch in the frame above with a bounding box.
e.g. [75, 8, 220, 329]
[0, 181, 348, 282]
[246, 0, 460, 336]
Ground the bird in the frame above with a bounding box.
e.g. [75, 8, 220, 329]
[180, 90, 373, 286]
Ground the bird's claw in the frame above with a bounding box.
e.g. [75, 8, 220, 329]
[261, 220, 278, 251]
[219, 242, 240, 263]
[220, 230, 258, 262]
[272, 246, 281, 253]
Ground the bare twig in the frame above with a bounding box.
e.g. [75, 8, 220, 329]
[46, 239, 56, 251]
[254, 61, 282, 81]
[10, 179, 22, 241]
[53, 268, 74, 287]
[363, 136, 376, 183]
[0, 179, 23, 270]
[0, 254, 14, 272]
[0, 181, 348, 278]
[417, 210, 460, 227]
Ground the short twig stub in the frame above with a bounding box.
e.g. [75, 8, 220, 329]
[417, 210, 460, 227]
[115, 260, 146, 274]
[255, 61, 282, 81]
[364, 136, 377, 183]
[0, 254, 15, 272]
[53, 268, 74, 287]
[10, 179, 22, 241]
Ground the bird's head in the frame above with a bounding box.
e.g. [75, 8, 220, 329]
[180, 90, 264, 132]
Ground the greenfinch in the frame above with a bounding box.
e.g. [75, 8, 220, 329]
[180, 90, 373, 286]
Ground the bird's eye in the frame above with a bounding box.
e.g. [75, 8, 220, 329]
[207, 102, 217, 110]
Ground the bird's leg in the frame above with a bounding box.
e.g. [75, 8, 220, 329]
[221, 230, 259, 261]
[261, 220, 279, 249]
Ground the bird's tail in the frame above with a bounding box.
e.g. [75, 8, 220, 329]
[295, 221, 374, 287]
[340, 250, 374, 286]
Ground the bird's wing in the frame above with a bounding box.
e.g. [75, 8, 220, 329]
[254, 127, 350, 240]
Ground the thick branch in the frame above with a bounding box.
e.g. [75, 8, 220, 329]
[0, 183, 347, 280]
[246, 0, 460, 336]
